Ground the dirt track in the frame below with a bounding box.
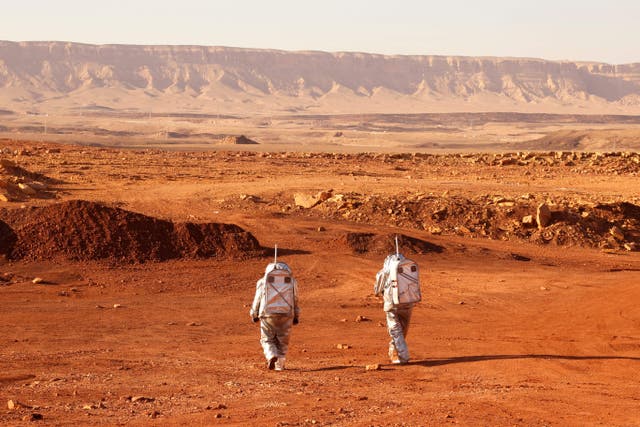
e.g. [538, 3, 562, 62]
[1, 141, 639, 426]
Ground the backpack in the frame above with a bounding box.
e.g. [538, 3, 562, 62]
[262, 262, 296, 316]
[385, 254, 421, 305]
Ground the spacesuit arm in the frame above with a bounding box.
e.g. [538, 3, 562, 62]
[374, 269, 387, 296]
[250, 279, 264, 318]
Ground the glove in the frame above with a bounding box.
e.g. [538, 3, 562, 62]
[293, 317, 299, 325]
[252, 317, 259, 323]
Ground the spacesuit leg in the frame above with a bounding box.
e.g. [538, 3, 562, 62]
[386, 306, 413, 363]
[260, 316, 293, 360]
[260, 317, 279, 360]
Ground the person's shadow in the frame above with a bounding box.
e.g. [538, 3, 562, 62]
[410, 354, 640, 367]
[301, 354, 640, 372]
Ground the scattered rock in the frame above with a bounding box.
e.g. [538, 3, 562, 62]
[624, 242, 637, 251]
[187, 322, 203, 326]
[32, 277, 45, 284]
[0, 192, 11, 202]
[206, 403, 227, 410]
[239, 194, 259, 202]
[336, 343, 351, 349]
[365, 364, 380, 371]
[521, 215, 534, 226]
[536, 203, 552, 229]
[131, 396, 155, 403]
[354, 315, 371, 322]
[317, 226, 326, 232]
[18, 183, 37, 196]
[113, 304, 122, 309]
[609, 226, 625, 241]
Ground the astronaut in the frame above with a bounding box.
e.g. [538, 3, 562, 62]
[374, 249, 421, 365]
[250, 256, 300, 371]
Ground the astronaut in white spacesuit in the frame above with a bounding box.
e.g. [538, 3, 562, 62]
[375, 249, 421, 365]
[251, 257, 300, 371]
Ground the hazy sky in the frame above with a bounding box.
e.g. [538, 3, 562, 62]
[2, 0, 639, 64]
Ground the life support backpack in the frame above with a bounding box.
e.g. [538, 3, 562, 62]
[262, 262, 296, 316]
[385, 254, 421, 305]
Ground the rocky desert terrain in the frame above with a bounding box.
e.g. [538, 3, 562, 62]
[1, 138, 639, 426]
[1, 39, 639, 426]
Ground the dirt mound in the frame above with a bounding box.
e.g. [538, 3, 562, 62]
[341, 232, 444, 255]
[0, 200, 264, 262]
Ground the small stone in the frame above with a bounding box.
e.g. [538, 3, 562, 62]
[365, 364, 380, 371]
[215, 413, 223, 418]
[149, 410, 161, 419]
[32, 277, 45, 284]
[0, 192, 11, 202]
[429, 226, 443, 235]
[113, 304, 122, 309]
[521, 215, 534, 225]
[7, 400, 16, 410]
[624, 242, 637, 251]
[540, 286, 548, 291]
[317, 226, 326, 232]
[459, 301, 465, 305]
[82, 404, 94, 410]
[336, 343, 351, 349]
[354, 315, 371, 322]
[187, 322, 203, 326]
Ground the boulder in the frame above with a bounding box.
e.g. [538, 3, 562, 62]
[294, 193, 320, 209]
[536, 203, 552, 229]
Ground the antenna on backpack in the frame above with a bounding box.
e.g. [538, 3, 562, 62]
[274, 244, 278, 264]
[395, 235, 400, 258]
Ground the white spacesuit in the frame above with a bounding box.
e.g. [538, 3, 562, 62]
[375, 253, 420, 364]
[250, 261, 300, 371]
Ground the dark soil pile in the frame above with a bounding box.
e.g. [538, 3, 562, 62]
[0, 200, 264, 262]
[341, 232, 444, 255]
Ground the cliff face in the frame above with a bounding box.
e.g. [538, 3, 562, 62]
[1, 41, 639, 114]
